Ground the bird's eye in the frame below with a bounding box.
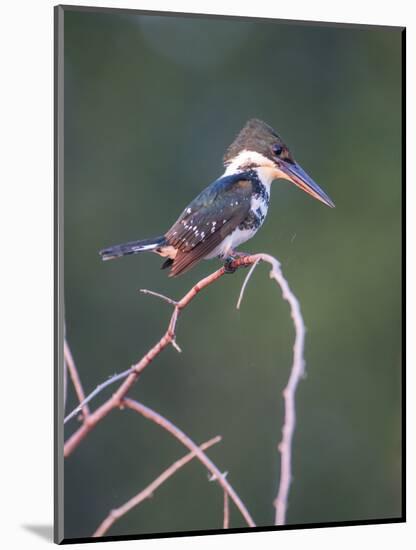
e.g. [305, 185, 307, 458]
[273, 144, 283, 156]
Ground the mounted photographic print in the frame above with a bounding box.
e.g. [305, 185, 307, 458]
[55, 4, 405, 544]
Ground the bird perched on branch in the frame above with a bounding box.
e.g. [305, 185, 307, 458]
[100, 119, 334, 276]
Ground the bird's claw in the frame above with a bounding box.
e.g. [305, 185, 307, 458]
[224, 256, 237, 273]
[223, 252, 250, 273]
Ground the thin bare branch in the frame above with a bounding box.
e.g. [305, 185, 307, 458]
[122, 398, 255, 528]
[93, 435, 221, 537]
[140, 288, 178, 306]
[267, 257, 306, 525]
[234, 253, 306, 525]
[64, 338, 90, 420]
[236, 258, 260, 309]
[223, 491, 230, 529]
[64, 367, 133, 424]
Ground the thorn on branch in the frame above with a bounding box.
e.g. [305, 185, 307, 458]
[171, 340, 182, 353]
[209, 470, 228, 482]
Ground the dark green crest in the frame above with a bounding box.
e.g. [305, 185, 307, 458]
[223, 118, 288, 164]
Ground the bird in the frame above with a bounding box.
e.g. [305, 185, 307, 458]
[99, 118, 335, 277]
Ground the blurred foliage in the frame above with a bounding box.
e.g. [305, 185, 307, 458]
[63, 8, 402, 539]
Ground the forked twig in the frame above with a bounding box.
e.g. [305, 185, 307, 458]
[122, 398, 255, 527]
[64, 367, 133, 424]
[64, 338, 90, 420]
[93, 435, 221, 537]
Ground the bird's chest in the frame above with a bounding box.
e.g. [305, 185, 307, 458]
[204, 178, 270, 259]
[239, 183, 270, 234]
[219, 183, 270, 254]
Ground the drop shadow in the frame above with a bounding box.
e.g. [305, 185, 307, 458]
[22, 524, 53, 542]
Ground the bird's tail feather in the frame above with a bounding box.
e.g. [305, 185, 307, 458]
[99, 236, 166, 261]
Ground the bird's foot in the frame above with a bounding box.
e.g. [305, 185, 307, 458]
[223, 252, 250, 274]
[223, 256, 237, 273]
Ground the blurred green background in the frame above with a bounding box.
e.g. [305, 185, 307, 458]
[63, 8, 402, 540]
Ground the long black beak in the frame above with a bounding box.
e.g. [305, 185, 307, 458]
[279, 160, 335, 208]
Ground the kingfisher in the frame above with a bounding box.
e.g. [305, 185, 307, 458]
[100, 119, 335, 276]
